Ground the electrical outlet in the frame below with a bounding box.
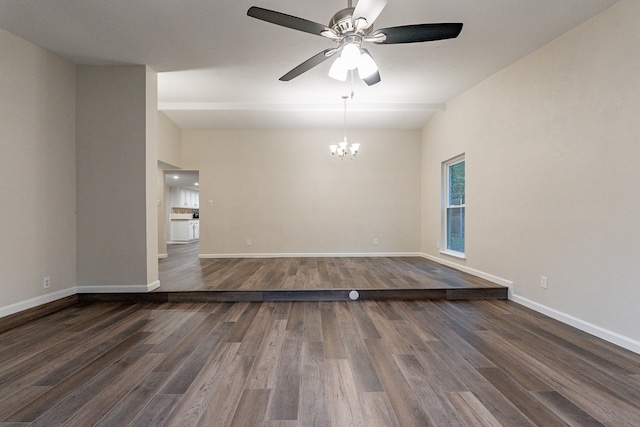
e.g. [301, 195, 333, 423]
[373, 238, 379, 245]
[436, 241, 440, 249]
[43, 277, 50, 289]
[540, 276, 548, 289]
[246, 239, 252, 246]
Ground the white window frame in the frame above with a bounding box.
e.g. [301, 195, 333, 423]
[441, 154, 466, 259]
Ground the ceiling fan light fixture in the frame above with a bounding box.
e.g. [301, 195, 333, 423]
[357, 51, 378, 79]
[247, 1, 463, 85]
[328, 56, 348, 81]
[340, 42, 361, 70]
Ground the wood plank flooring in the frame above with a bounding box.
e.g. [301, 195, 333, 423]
[156, 242, 505, 300]
[2, 299, 640, 426]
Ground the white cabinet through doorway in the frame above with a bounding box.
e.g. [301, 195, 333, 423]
[170, 187, 199, 208]
[170, 220, 199, 242]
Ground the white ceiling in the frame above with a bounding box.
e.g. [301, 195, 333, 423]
[164, 170, 199, 191]
[0, 0, 619, 130]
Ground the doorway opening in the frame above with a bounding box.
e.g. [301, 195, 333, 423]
[163, 170, 199, 255]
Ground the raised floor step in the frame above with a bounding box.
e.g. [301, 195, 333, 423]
[78, 286, 508, 303]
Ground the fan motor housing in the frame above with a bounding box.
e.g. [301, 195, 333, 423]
[329, 8, 359, 35]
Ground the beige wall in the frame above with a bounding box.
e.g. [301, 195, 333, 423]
[0, 28, 77, 311]
[76, 65, 158, 291]
[157, 167, 168, 257]
[182, 129, 422, 256]
[158, 112, 182, 168]
[157, 112, 183, 256]
[421, 0, 640, 347]
[145, 67, 159, 284]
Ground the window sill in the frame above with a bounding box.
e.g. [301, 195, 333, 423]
[440, 250, 466, 260]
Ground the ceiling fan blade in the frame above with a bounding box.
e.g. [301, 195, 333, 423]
[280, 49, 336, 81]
[352, 0, 388, 28]
[372, 23, 463, 44]
[247, 6, 329, 36]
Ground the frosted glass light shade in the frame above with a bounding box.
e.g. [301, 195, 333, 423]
[341, 43, 361, 70]
[328, 57, 348, 81]
[357, 52, 378, 79]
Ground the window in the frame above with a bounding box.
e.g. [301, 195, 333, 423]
[442, 154, 465, 257]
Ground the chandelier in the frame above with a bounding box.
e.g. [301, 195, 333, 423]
[330, 96, 360, 160]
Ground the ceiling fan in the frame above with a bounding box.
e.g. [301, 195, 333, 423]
[247, 0, 463, 86]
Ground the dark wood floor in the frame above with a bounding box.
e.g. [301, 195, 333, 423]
[2, 299, 640, 426]
[154, 243, 506, 301]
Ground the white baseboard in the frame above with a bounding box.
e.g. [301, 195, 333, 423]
[0, 280, 163, 320]
[158, 253, 168, 259]
[420, 252, 639, 355]
[512, 294, 640, 355]
[0, 287, 77, 319]
[420, 252, 514, 292]
[199, 252, 423, 259]
[76, 280, 160, 293]
[149, 280, 161, 291]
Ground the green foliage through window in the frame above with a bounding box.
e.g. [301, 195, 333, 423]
[443, 157, 465, 254]
[449, 161, 465, 205]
